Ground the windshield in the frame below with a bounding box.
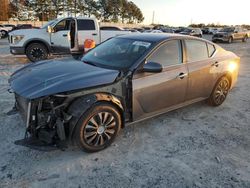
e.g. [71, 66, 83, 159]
[221, 27, 235, 32]
[41, 19, 58, 29]
[82, 38, 153, 70]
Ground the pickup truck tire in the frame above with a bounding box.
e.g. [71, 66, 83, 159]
[26, 43, 48, 62]
[228, 37, 233, 44]
[73, 102, 121, 152]
[242, 35, 248, 42]
[0, 30, 7, 38]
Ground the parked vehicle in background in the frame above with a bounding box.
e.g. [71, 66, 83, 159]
[209, 28, 220, 35]
[174, 27, 186, 33]
[134, 28, 144, 32]
[143, 30, 163, 33]
[0, 24, 15, 38]
[13, 24, 34, 30]
[180, 28, 202, 38]
[9, 34, 240, 152]
[100, 26, 124, 31]
[202, 27, 210, 34]
[162, 28, 174, 33]
[8, 17, 130, 62]
[212, 27, 248, 43]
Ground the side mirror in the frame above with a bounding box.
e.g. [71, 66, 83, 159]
[143, 62, 163, 73]
[47, 25, 54, 33]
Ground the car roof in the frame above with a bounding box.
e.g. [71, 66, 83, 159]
[117, 33, 196, 43]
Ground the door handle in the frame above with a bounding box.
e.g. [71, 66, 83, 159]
[62, 34, 67, 37]
[92, 33, 98, 36]
[177, 72, 188, 79]
[212, 61, 219, 67]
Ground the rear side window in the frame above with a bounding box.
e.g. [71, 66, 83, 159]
[185, 40, 208, 62]
[207, 43, 216, 57]
[77, 20, 95, 30]
[148, 40, 182, 67]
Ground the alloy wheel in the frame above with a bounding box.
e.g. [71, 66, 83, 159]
[214, 78, 229, 105]
[30, 48, 46, 60]
[83, 112, 117, 147]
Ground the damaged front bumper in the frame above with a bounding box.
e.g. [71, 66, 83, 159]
[14, 93, 72, 150]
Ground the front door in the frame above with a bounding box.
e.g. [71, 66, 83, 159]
[132, 40, 188, 121]
[50, 18, 72, 54]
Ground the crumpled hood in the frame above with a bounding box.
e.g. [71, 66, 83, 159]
[9, 58, 120, 99]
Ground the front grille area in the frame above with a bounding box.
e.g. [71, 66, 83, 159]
[8, 35, 13, 44]
[15, 93, 29, 123]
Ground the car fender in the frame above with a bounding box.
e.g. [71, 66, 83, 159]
[67, 93, 125, 141]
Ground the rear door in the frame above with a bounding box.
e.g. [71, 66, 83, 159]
[77, 19, 99, 51]
[132, 40, 188, 121]
[50, 18, 72, 53]
[184, 39, 218, 101]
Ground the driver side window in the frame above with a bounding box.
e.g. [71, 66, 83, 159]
[148, 40, 182, 67]
[54, 19, 71, 32]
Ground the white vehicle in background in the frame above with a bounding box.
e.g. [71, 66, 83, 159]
[143, 29, 163, 33]
[209, 28, 221, 35]
[0, 24, 15, 38]
[8, 17, 131, 62]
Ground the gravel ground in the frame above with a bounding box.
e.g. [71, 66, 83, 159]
[0, 36, 250, 188]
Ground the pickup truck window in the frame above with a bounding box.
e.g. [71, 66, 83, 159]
[77, 20, 95, 30]
[54, 19, 71, 32]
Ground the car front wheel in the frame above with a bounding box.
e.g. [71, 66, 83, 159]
[208, 76, 230, 106]
[73, 103, 122, 152]
[26, 43, 48, 62]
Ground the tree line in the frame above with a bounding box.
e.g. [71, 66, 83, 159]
[9, 0, 144, 23]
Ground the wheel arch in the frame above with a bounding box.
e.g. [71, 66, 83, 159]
[216, 72, 232, 89]
[67, 93, 125, 141]
[24, 39, 51, 54]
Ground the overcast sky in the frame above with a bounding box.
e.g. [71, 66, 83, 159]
[131, 0, 250, 26]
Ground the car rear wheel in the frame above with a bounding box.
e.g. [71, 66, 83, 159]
[73, 103, 121, 152]
[242, 35, 248, 42]
[208, 76, 230, 106]
[26, 43, 48, 62]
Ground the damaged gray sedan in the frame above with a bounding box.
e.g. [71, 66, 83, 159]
[9, 34, 240, 152]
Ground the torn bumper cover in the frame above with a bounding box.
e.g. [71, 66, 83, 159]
[14, 93, 71, 150]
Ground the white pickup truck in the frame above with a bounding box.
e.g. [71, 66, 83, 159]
[8, 17, 131, 62]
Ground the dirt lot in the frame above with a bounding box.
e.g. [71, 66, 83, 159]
[0, 36, 250, 188]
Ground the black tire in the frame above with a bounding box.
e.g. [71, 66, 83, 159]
[0, 30, 8, 38]
[228, 37, 233, 44]
[242, 35, 248, 42]
[26, 43, 48, 62]
[73, 103, 122, 152]
[207, 76, 230, 106]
